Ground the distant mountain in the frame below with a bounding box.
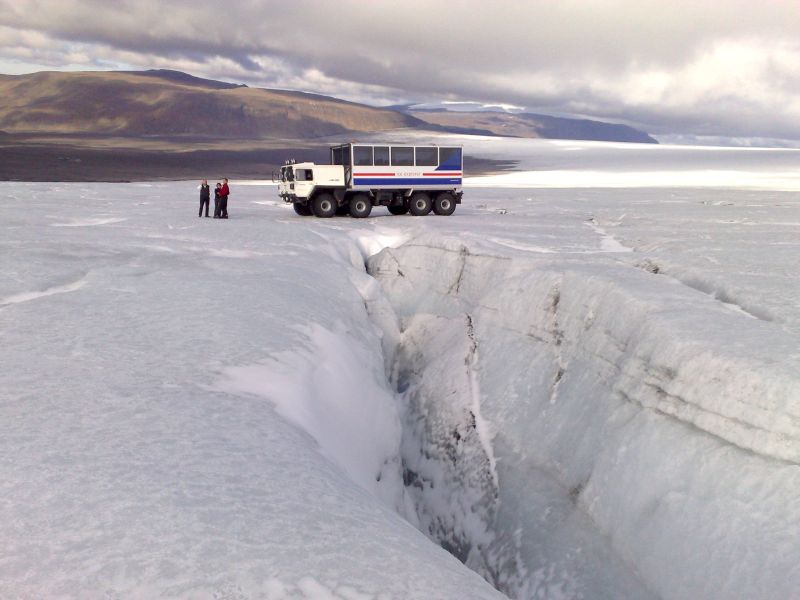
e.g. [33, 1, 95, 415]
[410, 109, 658, 144]
[0, 70, 657, 144]
[0, 70, 425, 139]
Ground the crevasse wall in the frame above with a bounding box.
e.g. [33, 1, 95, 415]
[366, 235, 800, 600]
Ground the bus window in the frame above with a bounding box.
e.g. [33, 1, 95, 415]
[353, 146, 373, 166]
[415, 147, 438, 166]
[374, 146, 390, 166]
[391, 146, 414, 166]
[438, 147, 462, 170]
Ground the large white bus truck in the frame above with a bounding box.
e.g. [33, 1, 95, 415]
[277, 143, 463, 218]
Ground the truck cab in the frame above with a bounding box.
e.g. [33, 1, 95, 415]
[278, 162, 344, 204]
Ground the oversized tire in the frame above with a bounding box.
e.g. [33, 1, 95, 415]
[433, 192, 457, 216]
[388, 204, 409, 215]
[349, 194, 373, 218]
[409, 192, 432, 216]
[293, 202, 312, 216]
[312, 193, 337, 218]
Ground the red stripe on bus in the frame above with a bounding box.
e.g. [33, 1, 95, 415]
[423, 172, 462, 176]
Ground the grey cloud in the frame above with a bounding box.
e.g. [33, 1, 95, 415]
[3, 0, 800, 139]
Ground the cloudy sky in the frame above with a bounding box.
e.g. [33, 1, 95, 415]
[2, 0, 800, 140]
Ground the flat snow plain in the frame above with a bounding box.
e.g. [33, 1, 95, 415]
[1, 138, 799, 600]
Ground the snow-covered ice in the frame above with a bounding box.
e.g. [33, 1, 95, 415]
[1, 138, 799, 600]
[0, 185, 503, 599]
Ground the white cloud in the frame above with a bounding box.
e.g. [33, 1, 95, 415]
[2, 1, 800, 138]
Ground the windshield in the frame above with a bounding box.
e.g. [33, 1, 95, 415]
[281, 166, 294, 182]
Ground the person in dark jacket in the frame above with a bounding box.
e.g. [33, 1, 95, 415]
[199, 179, 210, 217]
[219, 178, 230, 218]
[213, 182, 222, 218]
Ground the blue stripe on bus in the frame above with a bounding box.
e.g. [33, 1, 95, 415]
[353, 178, 462, 186]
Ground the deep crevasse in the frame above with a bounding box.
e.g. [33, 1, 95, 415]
[365, 234, 800, 600]
[6, 180, 799, 600]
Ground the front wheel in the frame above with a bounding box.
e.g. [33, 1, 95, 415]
[349, 194, 373, 218]
[312, 193, 337, 218]
[293, 202, 312, 216]
[409, 192, 432, 216]
[388, 204, 408, 215]
[433, 192, 457, 216]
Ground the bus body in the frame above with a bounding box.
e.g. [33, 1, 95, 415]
[277, 143, 463, 218]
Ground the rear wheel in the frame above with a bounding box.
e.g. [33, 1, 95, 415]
[433, 192, 457, 216]
[349, 194, 373, 218]
[388, 204, 409, 215]
[293, 202, 312, 216]
[312, 193, 337, 218]
[409, 192, 432, 216]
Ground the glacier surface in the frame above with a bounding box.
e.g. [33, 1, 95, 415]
[1, 138, 799, 599]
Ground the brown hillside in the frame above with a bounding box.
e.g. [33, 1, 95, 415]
[0, 71, 424, 138]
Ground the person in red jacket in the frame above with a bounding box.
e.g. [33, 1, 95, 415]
[219, 178, 230, 219]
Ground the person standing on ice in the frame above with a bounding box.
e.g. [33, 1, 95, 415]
[219, 178, 230, 219]
[199, 179, 210, 217]
[213, 182, 222, 218]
